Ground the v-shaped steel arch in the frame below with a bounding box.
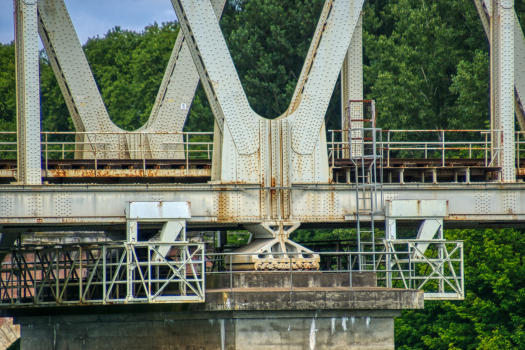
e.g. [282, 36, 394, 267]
[172, 0, 364, 185]
[37, 0, 226, 159]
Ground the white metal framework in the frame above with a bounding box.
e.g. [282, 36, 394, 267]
[0, 238, 463, 308]
[14, 0, 41, 185]
[0, 241, 205, 306]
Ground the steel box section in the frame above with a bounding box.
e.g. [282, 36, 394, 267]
[126, 202, 191, 220]
[386, 200, 448, 218]
[0, 184, 524, 226]
[14, 0, 42, 185]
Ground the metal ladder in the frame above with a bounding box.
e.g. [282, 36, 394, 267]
[348, 100, 384, 271]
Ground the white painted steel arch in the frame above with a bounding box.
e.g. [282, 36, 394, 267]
[172, 0, 365, 184]
[37, 0, 226, 159]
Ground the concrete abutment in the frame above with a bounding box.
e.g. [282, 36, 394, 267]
[9, 272, 423, 349]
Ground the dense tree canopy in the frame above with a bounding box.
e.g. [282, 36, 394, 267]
[363, 0, 488, 130]
[1, 1, 525, 348]
[397, 228, 525, 350]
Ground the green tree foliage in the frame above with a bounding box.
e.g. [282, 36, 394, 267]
[40, 51, 72, 133]
[84, 23, 180, 130]
[221, 0, 332, 120]
[397, 229, 525, 350]
[449, 51, 490, 130]
[363, 0, 488, 132]
[0, 43, 16, 132]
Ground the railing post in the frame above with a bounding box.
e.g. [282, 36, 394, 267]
[408, 243, 412, 290]
[230, 255, 233, 292]
[79, 246, 82, 304]
[289, 256, 293, 291]
[442, 130, 445, 167]
[386, 130, 390, 167]
[94, 133, 98, 177]
[45, 133, 48, 173]
[349, 253, 353, 289]
[387, 245, 392, 289]
[142, 133, 146, 177]
[485, 132, 488, 167]
[103, 245, 106, 304]
[186, 133, 189, 176]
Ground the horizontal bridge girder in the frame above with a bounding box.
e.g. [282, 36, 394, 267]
[0, 184, 523, 228]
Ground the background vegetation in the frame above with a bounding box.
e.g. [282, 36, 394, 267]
[1, 0, 525, 348]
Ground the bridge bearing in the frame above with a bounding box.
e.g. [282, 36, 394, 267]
[226, 222, 320, 271]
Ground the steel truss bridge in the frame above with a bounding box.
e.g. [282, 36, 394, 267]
[1, 0, 525, 305]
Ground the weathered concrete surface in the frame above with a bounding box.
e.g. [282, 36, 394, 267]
[206, 271, 377, 289]
[205, 287, 423, 311]
[203, 272, 422, 312]
[11, 272, 422, 349]
[17, 310, 397, 350]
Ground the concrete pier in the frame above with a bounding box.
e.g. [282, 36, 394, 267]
[9, 273, 423, 349]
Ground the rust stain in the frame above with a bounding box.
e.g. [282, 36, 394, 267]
[45, 169, 211, 178]
[270, 178, 277, 195]
[448, 215, 468, 220]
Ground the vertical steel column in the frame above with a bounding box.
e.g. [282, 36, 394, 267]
[500, 0, 516, 181]
[14, 0, 42, 185]
[341, 14, 363, 158]
[475, 0, 525, 130]
[490, 0, 516, 182]
[514, 13, 525, 130]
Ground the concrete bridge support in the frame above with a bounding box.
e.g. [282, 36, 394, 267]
[10, 272, 423, 350]
[17, 310, 399, 350]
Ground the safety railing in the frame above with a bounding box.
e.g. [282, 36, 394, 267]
[0, 131, 214, 161]
[0, 239, 463, 307]
[0, 241, 205, 307]
[328, 129, 518, 167]
[1, 129, 523, 170]
[207, 239, 464, 300]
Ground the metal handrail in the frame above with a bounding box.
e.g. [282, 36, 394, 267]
[327, 129, 518, 168]
[205, 239, 464, 300]
[0, 239, 464, 303]
[0, 131, 215, 164]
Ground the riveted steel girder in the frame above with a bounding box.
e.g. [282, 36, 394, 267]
[475, 0, 524, 133]
[172, 0, 364, 188]
[0, 184, 524, 228]
[475, 0, 516, 182]
[14, 0, 42, 185]
[341, 14, 364, 158]
[37, 0, 225, 159]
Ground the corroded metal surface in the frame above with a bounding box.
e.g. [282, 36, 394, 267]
[0, 183, 523, 228]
